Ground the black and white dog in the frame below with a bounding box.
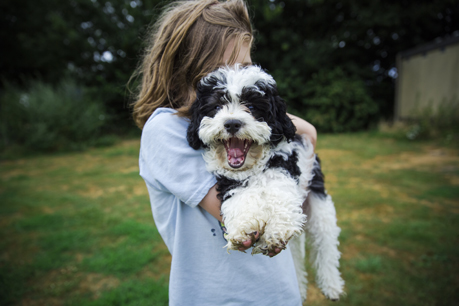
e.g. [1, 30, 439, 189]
[187, 65, 344, 301]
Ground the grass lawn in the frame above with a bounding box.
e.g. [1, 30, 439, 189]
[1, 134, 458, 305]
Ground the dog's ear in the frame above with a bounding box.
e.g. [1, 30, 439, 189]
[186, 97, 206, 150]
[268, 90, 297, 146]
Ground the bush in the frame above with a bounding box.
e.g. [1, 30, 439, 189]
[0, 78, 108, 152]
[294, 67, 379, 133]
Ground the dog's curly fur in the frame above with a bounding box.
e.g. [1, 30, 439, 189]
[187, 65, 344, 301]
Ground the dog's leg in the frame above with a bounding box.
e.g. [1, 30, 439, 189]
[305, 192, 344, 301]
[289, 232, 308, 302]
[221, 188, 268, 252]
[254, 173, 306, 255]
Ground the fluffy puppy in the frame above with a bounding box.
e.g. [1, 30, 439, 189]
[187, 65, 344, 301]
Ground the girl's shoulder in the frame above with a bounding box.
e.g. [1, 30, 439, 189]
[145, 107, 177, 126]
[143, 107, 189, 137]
[140, 107, 196, 161]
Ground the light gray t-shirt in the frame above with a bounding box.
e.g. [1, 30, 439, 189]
[139, 107, 301, 306]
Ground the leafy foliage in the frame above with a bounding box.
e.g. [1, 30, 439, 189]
[1, 0, 458, 132]
[0, 79, 107, 152]
[0, 0, 162, 129]
[297, 67, 379, 132]
[250, 0, 459, 122]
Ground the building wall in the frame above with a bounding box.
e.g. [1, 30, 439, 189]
[395, 42, 459, 119]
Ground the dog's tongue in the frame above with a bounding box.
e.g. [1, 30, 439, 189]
[227, 138, 245, 166]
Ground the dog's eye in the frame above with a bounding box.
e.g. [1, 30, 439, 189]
[243, 105, 254, 113]
[215, 105, 222, 111]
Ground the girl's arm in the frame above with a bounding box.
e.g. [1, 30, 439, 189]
[199, 184, 222, 222]
[288, 114, 317, 247]
[287, 113, 317, 149]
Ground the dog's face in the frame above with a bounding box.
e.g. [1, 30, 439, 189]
[187, 65, 296, 172]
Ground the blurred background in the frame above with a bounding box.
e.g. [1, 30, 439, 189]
[1, 0, 458, 153]
[1, 1, 458, 305]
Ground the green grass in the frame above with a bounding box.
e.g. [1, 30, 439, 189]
[1, 135, 458, 305]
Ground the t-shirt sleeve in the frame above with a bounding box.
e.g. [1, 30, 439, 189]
[139, 112, 217, 207]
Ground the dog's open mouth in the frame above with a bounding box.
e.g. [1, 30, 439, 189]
[223, 137, 253, 168]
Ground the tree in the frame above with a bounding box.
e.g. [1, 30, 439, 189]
[1, 0, 162, 129]
[1, 0, 458, 132]
[250, 0, 459, 130]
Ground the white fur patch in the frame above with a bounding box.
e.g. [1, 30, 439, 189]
[304, 193, 345, 300]
[201, 65, 276, 102]
[198, 101, 271, 147]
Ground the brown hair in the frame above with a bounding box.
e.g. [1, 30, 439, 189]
[131, 0, 253, 129]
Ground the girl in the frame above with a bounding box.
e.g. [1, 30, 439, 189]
[132, 1, 316, 304]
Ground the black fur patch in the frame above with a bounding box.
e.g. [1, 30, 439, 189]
[240, 81, 296, 146]
[186, 75, 228, 150]
[216, 176, 247, 201]
[293, 134, 304, 144]
[309, 155, 327, 199]
[266, 151, 301, 181]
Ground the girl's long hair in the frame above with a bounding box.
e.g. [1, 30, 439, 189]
[131, 0, 253, 129]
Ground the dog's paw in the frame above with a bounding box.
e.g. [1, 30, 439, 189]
[316, 274, 345, 301]
[252, 238, 287, 256]
[223, 219, 266, 252]
[322, 287, 344, 302]
[254, 222, 303, 256]
[225, 230, 260, 252]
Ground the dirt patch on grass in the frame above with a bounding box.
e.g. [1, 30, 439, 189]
[341, 243, 362, 261]
[120, 166, 140, 174]
[1, 154, 102, 180]
[117, 139, 141, 148]
[133, 184, 148, 196]
[339, 204, 395, 225]
[0, 139, 141, 181]
[76, 180, 147, 200]
[303, 283, 326, 304]
[361, 148, 459, 174]
[446, 173, 459, 186]
[23, 267, 121, 305]
[392, 189, 459, 213]
[319, 146, 459, 175]
[78, 273, 120, 299]
[78, 184, 128, 199]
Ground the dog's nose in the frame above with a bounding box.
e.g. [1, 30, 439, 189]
[224, 119, 243, 135]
